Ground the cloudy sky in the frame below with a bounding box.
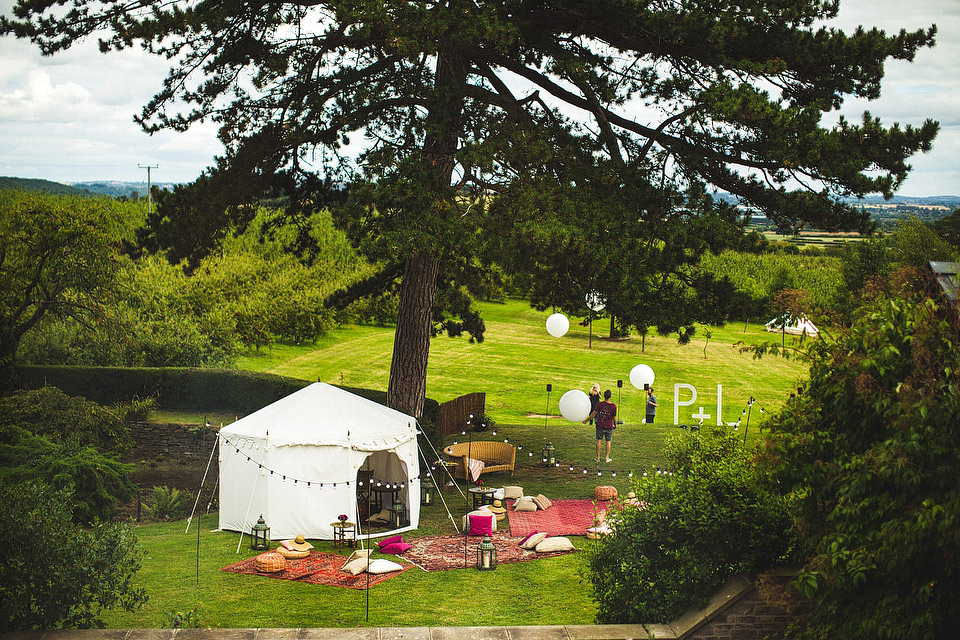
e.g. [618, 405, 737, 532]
[1, 0, 957, 196]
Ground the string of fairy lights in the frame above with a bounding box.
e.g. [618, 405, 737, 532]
[218, 397, 767, 491]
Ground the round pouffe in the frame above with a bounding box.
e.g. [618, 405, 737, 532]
[593, 485, 618, 501]
[278, 547, 310, 559]
[255, 551, 287, 573]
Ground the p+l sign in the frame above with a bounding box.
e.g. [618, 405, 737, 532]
[673, 384, 734, 426]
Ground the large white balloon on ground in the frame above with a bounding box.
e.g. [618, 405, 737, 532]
[630, 364, 656, 389]
[545, 313, 570, 338]
[558, 389, 592, 422]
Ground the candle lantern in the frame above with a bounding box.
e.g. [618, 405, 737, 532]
[251, 514, 270, 550]
[420, 475, 435, 506]
[541, 440, 556, 466]
[390, 498, 407, 529]
[477, 535, 497, 570]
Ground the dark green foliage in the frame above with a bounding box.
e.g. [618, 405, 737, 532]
[931, 208, 960, 248]
[885, 215, 959, 269]
[12, 365, 438, 419]
[0, 482, 148, 630]
[0, 176, 89, 195]
[588, 429, 792, 624]
[0, 387, 136, 522]
[0, 386, 131, 455]
[0, 190, 128, 388]
[147, 486, 189, 520]
[162, 605, 204, 629]
[763, 269, 960, 639]
[14, 365, 312, 413]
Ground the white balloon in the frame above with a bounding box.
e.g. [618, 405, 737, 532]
[545, 313, 570, 337]
[558, 389, 592, 422]
[630, 364, 656, 390]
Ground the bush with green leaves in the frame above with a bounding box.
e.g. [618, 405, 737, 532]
[0, 387, 136, 523]
[0, 386, 132, 456]
[163, 605, 204, 629]
[588, 429, 792, 624]
[0, 482, 148, 630]
[147, 486, 190, 520]
[763, 268, 960, 640]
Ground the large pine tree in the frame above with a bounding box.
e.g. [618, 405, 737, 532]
[3, 0, 938, 416]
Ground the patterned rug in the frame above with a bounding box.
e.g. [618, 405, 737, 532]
[506, 499, 609, 538]
[400, 531, 575, 571]
[222, 551, 413, 589]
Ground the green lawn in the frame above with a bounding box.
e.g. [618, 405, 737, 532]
[110, 299, 812, 629]
[101, 517, 597, 629]
[238, 297, 809, 429]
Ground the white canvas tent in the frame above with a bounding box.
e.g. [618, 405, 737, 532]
[765, 314, 819, 336]
[218, 382, 420, 541]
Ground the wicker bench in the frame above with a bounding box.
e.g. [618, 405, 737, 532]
[443, 441, 516, 479]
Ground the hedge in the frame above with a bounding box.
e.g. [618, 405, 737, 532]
[13, 366, 438, 422]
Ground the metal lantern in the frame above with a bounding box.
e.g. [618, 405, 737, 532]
[542, 440, 556, 466]
[251, 515, 270, 550]
[477, 535, 497, 570]
[420, 475, 435, 506]
[390, 498, 407, 529]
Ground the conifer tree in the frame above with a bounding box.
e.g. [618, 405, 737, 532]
[3, 0, 938, 415]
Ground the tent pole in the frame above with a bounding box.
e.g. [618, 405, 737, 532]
[186, 431, 219, 534]
[237, 461, 263, 554]
[417, 438, 460, 533]
[419, 427, 466, 501]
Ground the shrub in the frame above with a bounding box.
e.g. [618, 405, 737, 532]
[0, 386, 132, 455]
[163, 605, 204, 629]
[0, 387, 136, 523]
[588, 429, 792, 624]
[0, 482, 148, 630]
[148, 486, 190, 520]
[764, 273, 960, 639]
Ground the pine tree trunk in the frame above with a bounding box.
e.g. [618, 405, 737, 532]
[387, 253, 440, 418]
[386, 36, 466, 419]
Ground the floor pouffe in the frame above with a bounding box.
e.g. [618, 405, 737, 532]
[594, 485, 618, 501]
[255, 551, 287, 573]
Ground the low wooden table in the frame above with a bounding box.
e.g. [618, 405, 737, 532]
[469, 486, 497, 510]
[331, 521, 356, 548]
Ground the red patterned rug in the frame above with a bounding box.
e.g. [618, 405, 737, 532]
[222, 551, 413, 589]
[506, 499, 609, 538]
[400, 531, 575, 571]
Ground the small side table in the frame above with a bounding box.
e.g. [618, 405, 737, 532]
[371, 486, 400, 512]
[435, 459, 458, 493]
[331, 521, 356, 548]
[469, 486, 497, 510]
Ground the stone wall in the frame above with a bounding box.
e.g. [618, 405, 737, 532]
[646, 568, 809, 639]
[129, 422, 220, 463]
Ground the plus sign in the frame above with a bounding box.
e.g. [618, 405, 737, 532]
[692, 407, 711, 422]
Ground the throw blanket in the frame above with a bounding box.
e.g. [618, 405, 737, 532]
[222, 551, 412, 590]
[506, 499, 609, 538]
[467, 457, 485, 482]
[401, 532, 575, 572]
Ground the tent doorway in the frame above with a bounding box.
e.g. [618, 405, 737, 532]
[359, 451, 412, 532]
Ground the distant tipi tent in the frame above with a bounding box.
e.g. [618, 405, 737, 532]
[765, 314, 819, 337]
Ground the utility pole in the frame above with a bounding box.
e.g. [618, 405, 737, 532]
[138, 164, 158, 215]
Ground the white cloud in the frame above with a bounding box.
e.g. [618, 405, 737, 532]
[0, 69, 101, 122]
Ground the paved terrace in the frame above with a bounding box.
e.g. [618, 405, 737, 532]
[1, 626, 660, 640]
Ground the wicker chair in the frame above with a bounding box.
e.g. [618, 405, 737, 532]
[443, 441, 516, 479]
